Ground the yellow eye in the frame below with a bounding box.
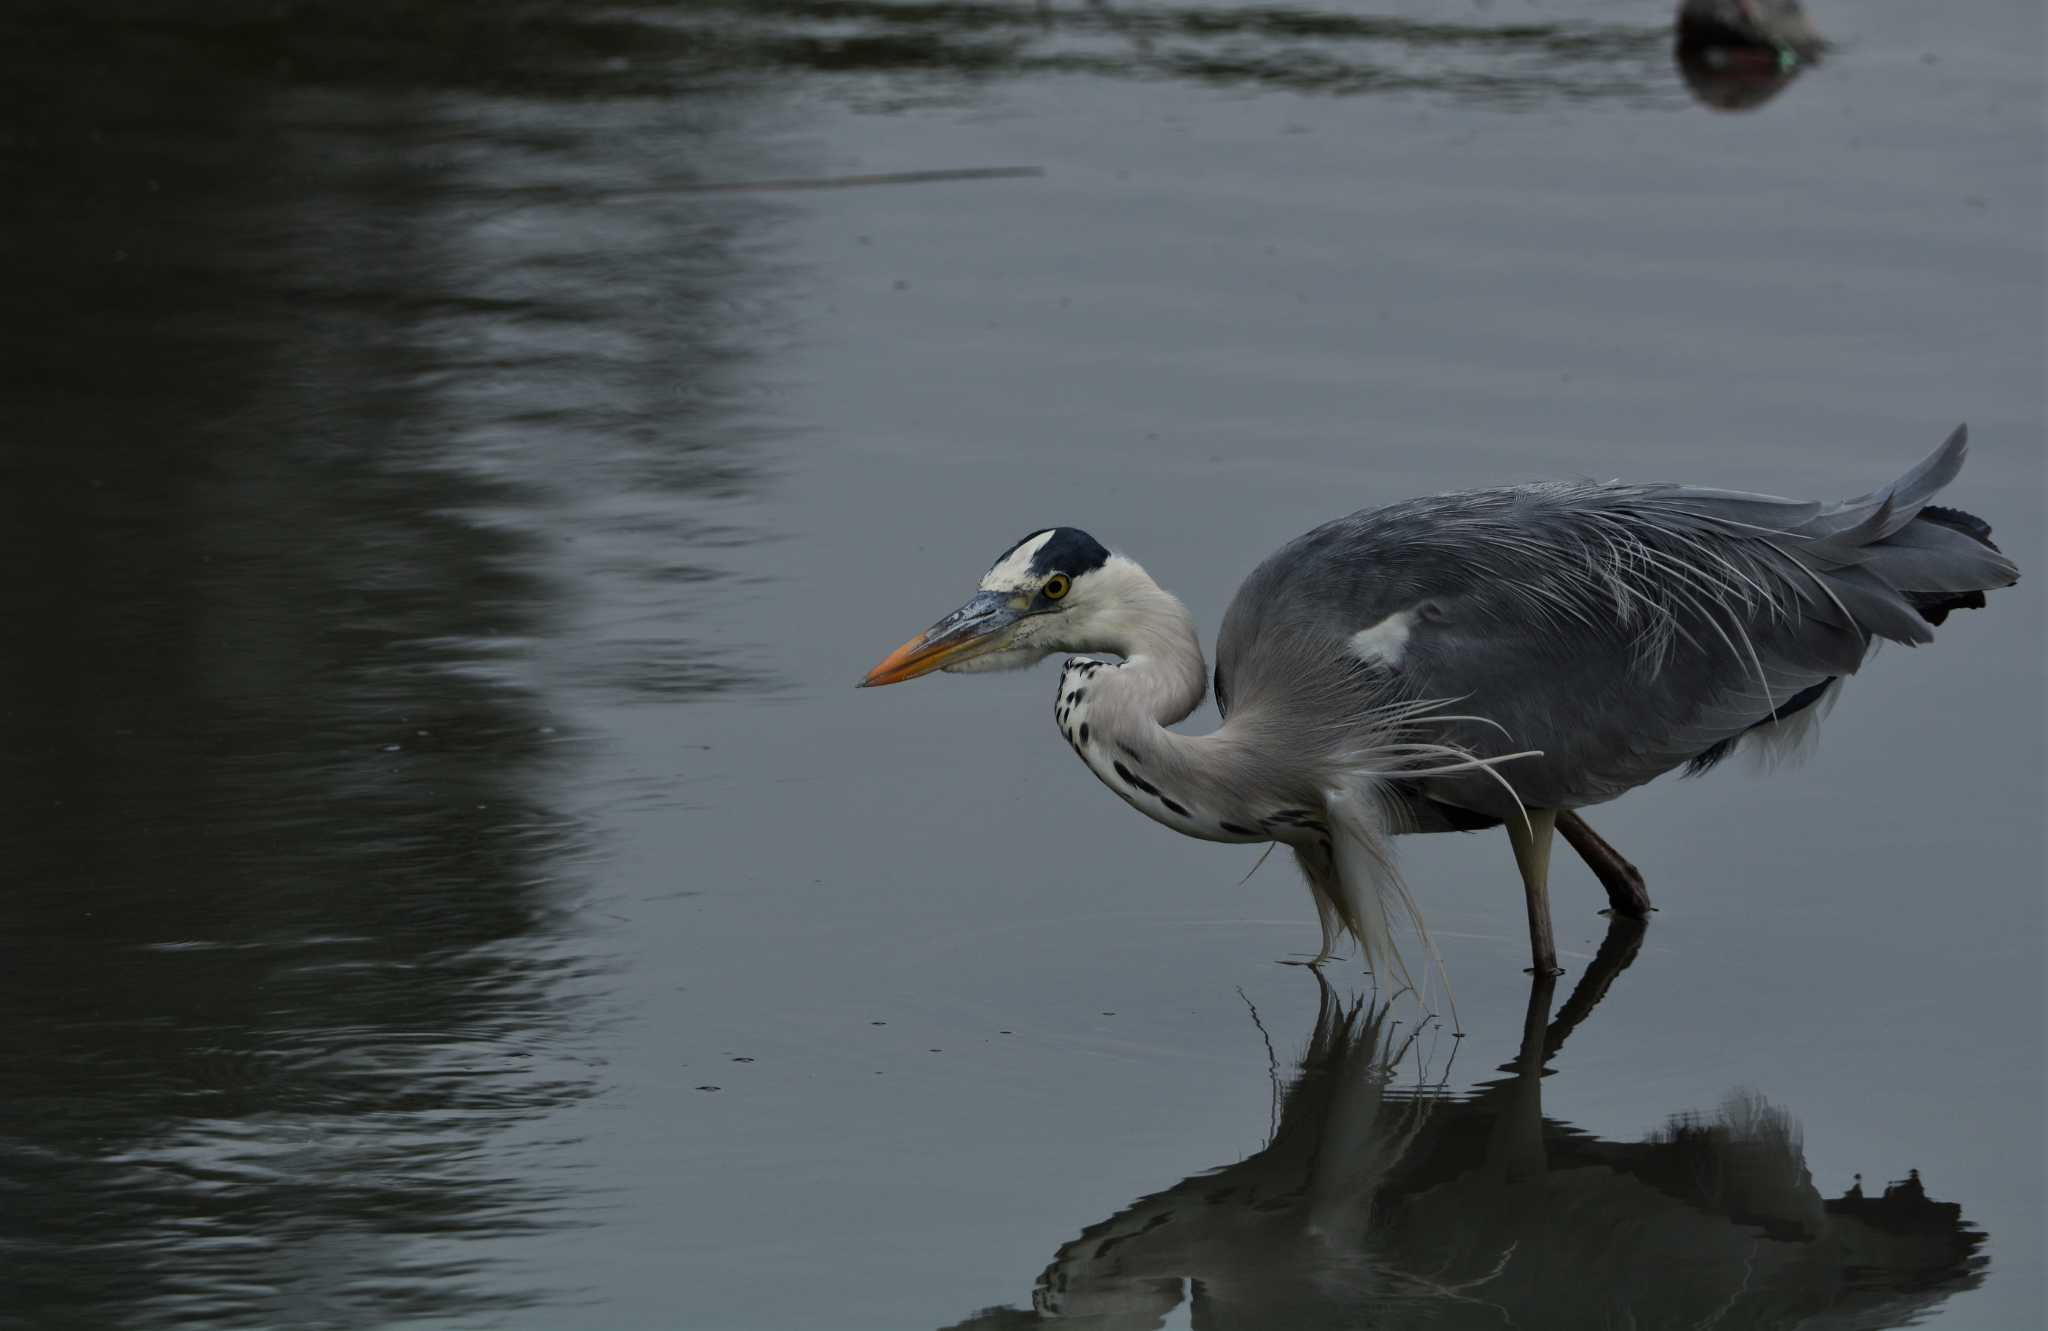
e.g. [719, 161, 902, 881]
[1043, 573, 1072, 601]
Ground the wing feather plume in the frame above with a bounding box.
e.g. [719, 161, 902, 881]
[1216, 425, 2018, 820]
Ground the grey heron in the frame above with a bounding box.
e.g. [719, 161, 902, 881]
[860, 427, 2017, 979]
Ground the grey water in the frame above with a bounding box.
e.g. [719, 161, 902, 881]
[0, 1, 2040, 1328]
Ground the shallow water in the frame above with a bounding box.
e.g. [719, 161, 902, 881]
[1, 1, 2041, 1327]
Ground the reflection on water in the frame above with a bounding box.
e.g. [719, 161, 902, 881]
[1, 1, 790, 1324]
[0, 0, 1697, 119]
[662, 0, 1677, 106]
[1676, 46, 1806, 112]
[948, 919, 1985, 1330]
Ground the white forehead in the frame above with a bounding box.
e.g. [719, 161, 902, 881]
[978, 530, 1057, 592]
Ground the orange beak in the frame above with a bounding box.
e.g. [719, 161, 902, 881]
[859, 590, 1022, 687]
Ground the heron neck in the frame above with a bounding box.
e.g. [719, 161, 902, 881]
[1057, 582, 1286, 844]
[1069, 571, 1207, 724]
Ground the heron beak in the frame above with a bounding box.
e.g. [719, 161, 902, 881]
[859, 590, 1024, 687]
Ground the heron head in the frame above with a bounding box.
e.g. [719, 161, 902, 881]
[859, 527, 1118, 686]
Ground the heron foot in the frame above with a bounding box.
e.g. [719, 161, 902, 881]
[1556, 811, 1654, 918]
[1597, 868, 1655, 919]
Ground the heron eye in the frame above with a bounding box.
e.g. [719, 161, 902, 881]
[1043, 573, 1072, 601]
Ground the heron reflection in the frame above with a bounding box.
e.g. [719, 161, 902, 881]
[944, 917, 1985, 1330]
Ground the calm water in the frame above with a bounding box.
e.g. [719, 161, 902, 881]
[2, 2, 2041, 1328]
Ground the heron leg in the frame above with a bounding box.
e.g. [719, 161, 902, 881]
[1555, 811, 1654, 918]
[1505, 809, 1563, 976]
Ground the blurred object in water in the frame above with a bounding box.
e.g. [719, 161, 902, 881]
[1677, 0, 1827, 61]
[1675, 0, 1825, 111]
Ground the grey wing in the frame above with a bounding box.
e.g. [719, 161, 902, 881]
[1406, 426, 2015, 816]
[1220, 427, 2018, 820]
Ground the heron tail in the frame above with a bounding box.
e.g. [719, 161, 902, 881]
[1895, 503, 2008, 625]
[1678, 427, 2018, 775]
[1800, 425, 2019, 643]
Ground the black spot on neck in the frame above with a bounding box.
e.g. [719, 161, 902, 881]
[1112, 760, 1162, 797]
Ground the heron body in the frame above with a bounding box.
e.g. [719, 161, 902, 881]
[861, 428, 2017, 979]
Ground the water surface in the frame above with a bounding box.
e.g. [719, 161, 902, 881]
[1, 1, 2040, 1327]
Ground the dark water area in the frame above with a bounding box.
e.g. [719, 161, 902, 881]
[1, 1, 2040, 1328]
